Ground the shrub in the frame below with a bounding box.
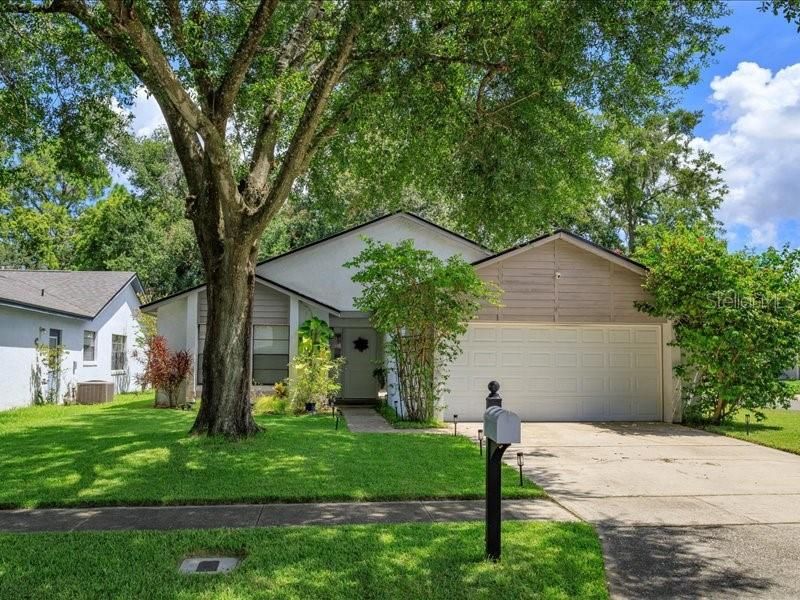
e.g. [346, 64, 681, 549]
[137, 335, 193, 408]
[636, 225, 800, 424]
[273, 380, 288, 399]
[287, 320, 344, 414]
[346, 238, 500, 422]
[253, 395, 289, 416]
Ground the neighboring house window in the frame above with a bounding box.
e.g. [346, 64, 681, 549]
[197, 324, 205, 385]
[111, 335, 127, 371]
[83, 331, 96, 362]
[252, 325, 289, 385]
[48, 328, 62, 347]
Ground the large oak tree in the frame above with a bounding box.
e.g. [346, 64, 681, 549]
[1, 0, 726, 437]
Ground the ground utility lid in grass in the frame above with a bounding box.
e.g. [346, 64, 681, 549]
[179, 556, 240, 574]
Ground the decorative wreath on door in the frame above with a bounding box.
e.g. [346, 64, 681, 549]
[353, 337, 369, 352]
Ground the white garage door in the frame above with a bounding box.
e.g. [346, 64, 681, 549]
[443, 324, 662, 421]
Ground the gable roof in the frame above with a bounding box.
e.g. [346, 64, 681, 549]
[140, 274, 341, 315]
[472, 230, 648, 275]
[256, 211, 491, 267]
[0, 270, 143, 319]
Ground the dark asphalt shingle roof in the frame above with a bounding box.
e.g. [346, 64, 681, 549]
[0, 270, 141, 319]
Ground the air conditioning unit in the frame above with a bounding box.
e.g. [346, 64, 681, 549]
[76, 380, 115, 405]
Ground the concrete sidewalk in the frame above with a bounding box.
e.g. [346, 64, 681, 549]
[0, 499, 575, 534]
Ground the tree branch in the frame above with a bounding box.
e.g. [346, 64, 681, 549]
[164, 0, 214, 101]
[214, 0, 279, 124]
[249, 4, 363, 230]
[245, 0, 324, 194]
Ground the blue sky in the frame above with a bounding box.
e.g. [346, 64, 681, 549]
[125, 1, 800, 251]
[684, 1, 800, 250]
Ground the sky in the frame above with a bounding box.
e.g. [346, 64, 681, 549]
[123, 1, 800, 251]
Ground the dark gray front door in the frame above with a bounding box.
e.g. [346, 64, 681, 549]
[341, 328, 378, 400]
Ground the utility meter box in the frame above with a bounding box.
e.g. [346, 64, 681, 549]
[483, 406, 521, 444]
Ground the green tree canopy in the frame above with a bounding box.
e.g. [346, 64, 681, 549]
[636, 225, 800, 424]
[598, 110, 727, 252]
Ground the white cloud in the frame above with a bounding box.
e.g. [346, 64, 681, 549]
[129, 88, 167, 136]
[692, 61, 800, 247]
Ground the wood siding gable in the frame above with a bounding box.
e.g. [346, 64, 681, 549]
[476, 238, 662, 324]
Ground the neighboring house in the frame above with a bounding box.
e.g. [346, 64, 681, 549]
[0, 270, 144, 411]
[142, 212, 679, 423]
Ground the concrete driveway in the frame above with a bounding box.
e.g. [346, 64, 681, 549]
[464, 421, 800, 599]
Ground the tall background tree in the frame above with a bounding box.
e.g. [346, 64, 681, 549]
[598, 110, 727, 253]
[1, 0, 727, 436]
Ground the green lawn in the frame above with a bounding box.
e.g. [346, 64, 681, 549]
[0, 522, 607, 600]
[708, 409, 800, 455]
[0, 393, 542, 508]
[376, 402, 445, 429]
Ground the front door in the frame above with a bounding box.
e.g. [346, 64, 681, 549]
[341, 328, 378, 400]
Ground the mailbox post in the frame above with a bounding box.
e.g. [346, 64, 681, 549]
[483, 404, 521, 561]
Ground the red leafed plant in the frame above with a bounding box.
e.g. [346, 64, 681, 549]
[138, 335, 193, 408]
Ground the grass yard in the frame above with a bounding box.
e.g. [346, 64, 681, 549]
[0, 521, 607, 600]
[707, 409, 800, 455]
[0, 393, 543, 508]
[376, 401, 445, 429]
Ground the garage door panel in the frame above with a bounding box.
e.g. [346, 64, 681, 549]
[500, 352, 524, 367]
[609, 329, 632, 344]
[635, 329, 659, 344]
[473, 328, 497, 342]
[581, 376, 606, 394]
[555, 353, 578, 367]
[472, 352, 496, 367]
[609, 352, 632, 368]
[529, 376, 554, 392]
[528, 353, 552, 367]
[581, 353, 605, 368]
[553, 328, 579, 343]
[580, 329, 605, 343]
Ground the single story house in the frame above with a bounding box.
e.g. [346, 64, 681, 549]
[142, 212, 680, 422]
[0, 270, 144, 411]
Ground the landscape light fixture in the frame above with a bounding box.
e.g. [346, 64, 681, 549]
[478, 429, 484, 456]
[453, 414, 458, 436]
[335, 408, 342, 431]
[516, 452, 525, 487]
[745, 413, 751, 436]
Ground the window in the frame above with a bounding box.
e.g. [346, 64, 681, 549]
[111, 335, 127, 371]
[48, 328, 61, 348]
[83, 331, 96, 362]
[197, 325, 205, 385]
[252, 325, 289, 385]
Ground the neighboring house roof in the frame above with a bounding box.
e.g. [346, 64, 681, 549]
[0, 270, 143, 319]
[472, 230, 648, 276]
[256, 211, 492, 267]
[139, 274, 342, 315]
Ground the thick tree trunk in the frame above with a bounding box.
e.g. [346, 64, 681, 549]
[190, 236, 262, 438]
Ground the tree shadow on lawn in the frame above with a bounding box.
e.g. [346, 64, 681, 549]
[0, 399, 536, 508]
[0, 521, 607, 600]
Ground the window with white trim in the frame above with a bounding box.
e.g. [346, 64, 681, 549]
[111, 335, 127, 371]
[83, 331, 96, 362]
